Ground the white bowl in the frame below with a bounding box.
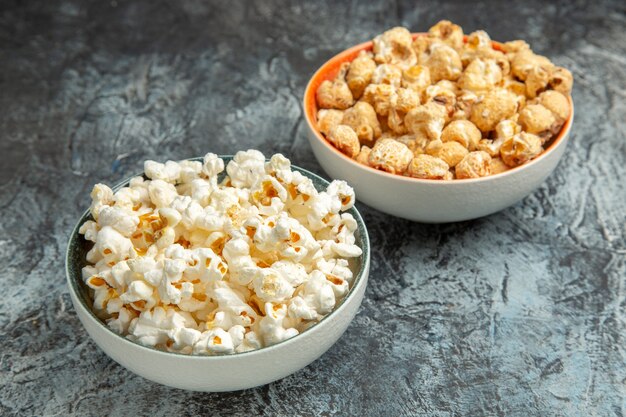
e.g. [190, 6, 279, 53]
[66, 157, 370, 392]
[303, 35, 574, 223]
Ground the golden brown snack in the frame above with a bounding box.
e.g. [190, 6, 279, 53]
[501, 40, 530, 54]
[371, 63, 403, 87]
[355, 145, 372, 166]
[328, 125, 360, 158]
[495, 119, 522, 139]
[525, 65, 552, 99]
[341, 101, 382, 145]
[395, 88, 421, 113]
[423, 81, 457, 116]
[460, 30, 492, 66]
[511, 50, 553, 81]
[404, 102, 447, 140]
[441, 119, 481, 150]
[470, 88, 518, 133]
[549, 67, 573, 95]
[395, 134, 428, 156]
[428, 20, 464, 50]
[489, 157, 510, 175]
[402, 65, 431, 93]
[347, 51, 377, 99]
[452, 92, 478, 120]
[373, 27, 417, 69]
[368, 138, 414, 174]
[427, 140, 469, 167]
[362, 83, 395, 116]
[406, 154, 450, 179]
[518, 104, 556, 140]
[500, 132, 543, 167]
[456, 151, 492, 179]
[387, 108, 408, 135]
[458, 58, 503, 92]
[316, 63, 354, 110]
[317, 109, 344, 136]
[536, 90, 569, 122]
[424, 43, 463, 82]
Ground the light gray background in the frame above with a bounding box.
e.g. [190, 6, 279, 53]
[1, 0, 625, 416]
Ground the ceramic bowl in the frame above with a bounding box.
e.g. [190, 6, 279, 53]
[303, 34, 574, 223]
[66, 156, 370, 392]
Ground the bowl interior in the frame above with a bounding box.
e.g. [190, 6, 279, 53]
[66, 156, 370, 358]
[303, 33, 574, 183]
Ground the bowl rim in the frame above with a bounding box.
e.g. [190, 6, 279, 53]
[65, 155, 371, 360]
[303, 33, 574, 185]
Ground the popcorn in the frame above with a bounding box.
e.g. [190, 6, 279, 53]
[144, 160, 181, 183]
[316, 63, 354, 110]
[456, 151, 492, 179]
[371, 63, 403, 87]
[406, 154, 450, 180]
[424, 43, 463, 82]
[89, 184, 114, 220]
[346, 51, 377, 99]
[441, 119, 481, 151]
[79, 151, 361, 355]
[317, 109, 345, 136]
[368, 138, 414, 174]
[327, 125, 360, 159]
[373, 27, 416, 69]
[500, 132, 543, 167]
[79, 220, 98, 242]
[148, 180, 178, 208]
[259, 303, 299, 346]
[340, 101, 382, 146]
[226, 150, 266, 188]
[315, 21, 572, 179]
[97, 206, 139, 237]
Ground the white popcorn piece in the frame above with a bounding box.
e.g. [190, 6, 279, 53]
[79, 220, 99, 242]
[178, 160, 203, 184]
[296, 270, 337, 316]
[226, 150, 266, 188]
[331, 241, 363, 258]
[148, 180, 178, 208]
[326, 180, 356, 211]
[265, 153, 292, 183]
[128, 307, 196, 347]
[144, 160, 182, 183]
[172, 327, 202, 349]
[90, 226, 135, 263]
[259, 303, 299, 346]
[97, 206, 139, 237]
[190, 178, 214, 206]
[194, 206, 225, 231]
[212, 284, 258, 325]
[195, 328, 235, 354]
[119, 280, 154, 304]
[270, 260, 308, 287]
[252, 268, 295, 303]
[107, 307, 135, 334]
[89, 184, 114, 220]
[202, 152, 225, 180]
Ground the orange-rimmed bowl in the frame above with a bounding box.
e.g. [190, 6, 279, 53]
[303, 34, 574, 223]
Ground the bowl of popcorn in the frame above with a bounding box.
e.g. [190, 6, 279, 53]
[304, 21, 574, 223]
[66, 151, 370, 391]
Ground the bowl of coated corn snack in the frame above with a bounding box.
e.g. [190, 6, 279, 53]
[66, 151, 370, 391]
[304, 20, 573, 223]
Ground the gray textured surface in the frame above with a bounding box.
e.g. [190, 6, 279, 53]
[1, 0, 625, 415]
